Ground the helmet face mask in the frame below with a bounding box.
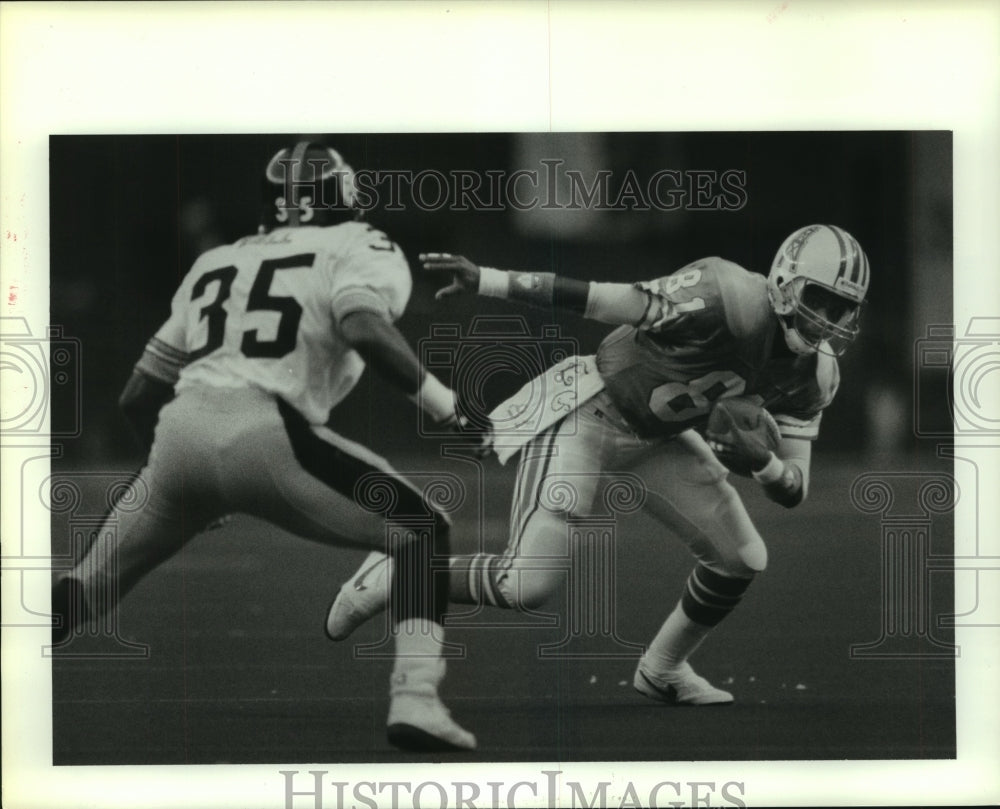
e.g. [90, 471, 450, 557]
[782, 279, 863, 356]
[259, 141, 360, 232]
[768, 224, 870, 357]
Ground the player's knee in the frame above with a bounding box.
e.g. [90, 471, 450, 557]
[714, 535, 767, 575]
[740, 538, 768, 572]
[714, 486, 768, 572]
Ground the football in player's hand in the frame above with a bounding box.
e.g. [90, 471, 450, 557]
[705, 397, 781, 477]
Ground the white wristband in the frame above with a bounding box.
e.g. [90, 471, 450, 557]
[409, 373, 458, 424]
[751, 452, 785, 484]
[477, 266, 510, 298]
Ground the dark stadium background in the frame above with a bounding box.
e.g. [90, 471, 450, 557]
[48, 132, 955, 764]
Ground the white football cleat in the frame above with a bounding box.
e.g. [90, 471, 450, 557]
[325, 551, 392, 641]
[633, 662, 734, 706]
[387, 688, 477, 752]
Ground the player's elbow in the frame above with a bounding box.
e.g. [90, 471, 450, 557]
[761, 464, 808, 509]
[779, 488, 806, 509]
[118, 386, 134, 415]
[776, 479, 807, 509]
[118, 372, 147, 417]
[789, 464, 810, 506]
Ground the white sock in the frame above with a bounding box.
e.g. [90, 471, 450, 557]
[391, 618, 446, 695]
[640, 603, 712, 683]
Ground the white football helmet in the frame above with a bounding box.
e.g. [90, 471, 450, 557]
[767, 224, 869, 356]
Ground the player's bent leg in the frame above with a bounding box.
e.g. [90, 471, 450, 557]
[447, 552, 561, 611]
[254, 407, 475, 751]
[452, 415, 606, 613]
[386, 618, 476, 752]
[237, 413, 409, 639]
[325, 545, 556, 642]
[327, 549, 529, 643]
[326, 425, 588, 638]
[52, 510, 210, 646]
[53, 391, 234, 646]
[336, 411, 601, 630]
[385, 520, 476, 752]
[630, 432, 766, 704]
[52, 464, 213, 646]
[323, 519, 475, 748]
[634, 565, 757, 706]
[325, 544, 566, 642]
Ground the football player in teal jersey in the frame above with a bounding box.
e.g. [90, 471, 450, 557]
[328, 225, 869, 705]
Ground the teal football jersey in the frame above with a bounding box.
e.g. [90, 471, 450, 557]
[596, 257, 839, 440]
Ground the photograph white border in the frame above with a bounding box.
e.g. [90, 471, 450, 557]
[3, 2, 998, 807]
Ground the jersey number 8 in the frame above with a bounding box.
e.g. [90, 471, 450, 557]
[648, 369, 747, 423]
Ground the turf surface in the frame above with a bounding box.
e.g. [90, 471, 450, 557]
[51, 457, 955, 765]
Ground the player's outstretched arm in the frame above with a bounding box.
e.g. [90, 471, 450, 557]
[340, 310, 457, 420]
[339, 310, 491, 449]
[340, 311, 493, 454]
[421, 252, 650, 327]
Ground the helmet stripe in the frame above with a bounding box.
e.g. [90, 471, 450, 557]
[824, 224, 849, 283]
[846, 232, 863, 284]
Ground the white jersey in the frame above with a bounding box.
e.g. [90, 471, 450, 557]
[142, 222, 411, 425]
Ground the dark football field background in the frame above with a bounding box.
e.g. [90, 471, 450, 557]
[51, 454, 955, 765]
[48, 132, 956, 764]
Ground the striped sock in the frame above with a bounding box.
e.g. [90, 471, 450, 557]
[680, 564, 754, 627]
[642, 565, 755, 675]
[448, 554, 514, 608]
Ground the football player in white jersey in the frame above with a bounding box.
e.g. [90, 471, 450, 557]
[327, 225, 869, 706]
[51, 141, 481, 751]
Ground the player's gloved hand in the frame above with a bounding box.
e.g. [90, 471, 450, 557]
[705, 398, 782, 475]
[420, 253, 481, 300]
[412, 375, 495, 458]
